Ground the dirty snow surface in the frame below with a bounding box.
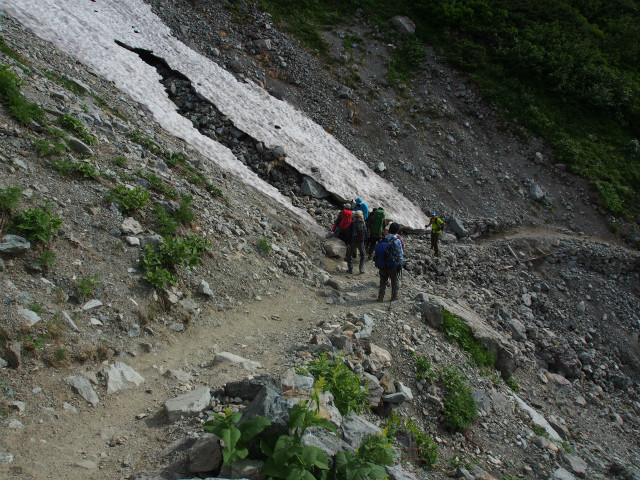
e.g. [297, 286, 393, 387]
[2, 0, 428, 231]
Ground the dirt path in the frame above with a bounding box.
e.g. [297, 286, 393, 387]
[0, 259, 389, 480]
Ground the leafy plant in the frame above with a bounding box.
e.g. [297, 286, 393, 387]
[43, 70, 87, 96]
[16, 205, 63, 244]
[0, 185, 22, 233]
[111, 156, 127, 167]
[302, 352, 369, 415]
[203, 407, 271, 466]
[441, 310, 495, 368]
[505, 378, 519, 393]
[108, 184, 151, 214]
[76, 275, 100, 300]
[153, 205, 178, 237]
[261, 397, 335, 480]
[50, 157, 75, 177]
[386, 413, 438, 467]
[257, 236, 271, 254]
[139, 235, 211, 290]
[440, 365, 478, 431]
[0, 65, 46, 125]
[56, 114, 96, 145]
[28, 302, 43, 315]
[74, 162, 100, 180]
[37, 248, 56, 272]
[414, 353, 437, 383]
[34, 138, 67, 157]
[174, 195, 195, 224]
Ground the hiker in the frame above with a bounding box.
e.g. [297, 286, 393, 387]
[346, 209, 368, 274]
[426, 211, 444, 257]
[374, 222, 404, 302]
[332, 203, 353, 245]
[367, 206, 387, 259]
[351, 197, 369, 220]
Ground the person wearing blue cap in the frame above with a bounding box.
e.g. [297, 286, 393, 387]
[426, 212, 444, 257]
[351, 197, 369, 220]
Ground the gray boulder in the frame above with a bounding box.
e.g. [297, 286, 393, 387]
[187, 433, 222, 473]
[420, 299, 443, 328]
[165, 387, 211, 422]
[65, 375, 99, 406]
[0, 235, 31, 255]
[301, 176, 329, 198]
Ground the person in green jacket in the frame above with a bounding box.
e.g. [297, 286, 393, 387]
[426, 212, 444, 257]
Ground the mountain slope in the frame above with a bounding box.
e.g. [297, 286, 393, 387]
[0, 4, 639, 480]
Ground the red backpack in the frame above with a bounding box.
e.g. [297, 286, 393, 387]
[338, 209, 353, 230]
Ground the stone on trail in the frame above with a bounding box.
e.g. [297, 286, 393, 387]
[165, 387, 211, 422]
[6, 341, 21, 369]
[81, 299, 103, 311]
[386, 464, 419, 480]
[419, 298, 443, 328]
[213, 351, 261, 371]
[187, 433, 222, 473]
[323, 237, 347, 258]
[65, 375, 100, 406]
[561, 452, 588, 478]
[301, 427, 354, 458]
[105, 362, 144, 394]
[512, 394, 562, 441]
[219, 458, 265, 480]
[120, 217, 143, 235]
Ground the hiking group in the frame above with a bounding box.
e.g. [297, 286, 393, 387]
[331, 199, 444, 303]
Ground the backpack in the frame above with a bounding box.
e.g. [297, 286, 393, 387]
[370, 209, 386, 236]
[353, 220, 366, 242]
[338, 209, 353, 230]
[374, 236, 398, 269]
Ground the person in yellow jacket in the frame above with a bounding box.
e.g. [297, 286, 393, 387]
[426, 212, 444, 257]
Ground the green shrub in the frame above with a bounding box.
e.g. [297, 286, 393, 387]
[257, 236, 271, 254]
[43, 70, 87, 96]
[153, 205, 178, 237]
[76, 275, 100, 300]
[74, 162, 100, 180]
[505, 378, 520, 393]
[50, 157, 75, 177]
[414, 353, 437, 383]
[0, 36, 25, 63]
[16, 205, 62, 244]
[174, 195, 195, 224]
[387, 37, 426, 85]
[386, 414, 438, 467]
[34, 138, 67, 157]
[139, 234, 211, 290]
[440, 365, 478, 431]
[108, 184, 151, 214]
[441, 310, 495, 368]
[356, 432, 395, 466]
[302, 353, 369, 415]
[55, 114, 96, 145]
[0, 185, 22, 214]
[0, 65, 46, 125]
[37, 248, 56, 272]
[111, 156, 127, 167]
[206, 184, 223, 197]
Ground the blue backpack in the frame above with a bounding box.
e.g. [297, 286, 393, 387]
[374, 236, 398, 269]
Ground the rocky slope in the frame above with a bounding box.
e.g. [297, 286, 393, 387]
[0, 4, 639, 480]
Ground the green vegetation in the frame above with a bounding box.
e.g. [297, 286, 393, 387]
[256, 0, 640, 223]
[302, 352, 369, 415]
[387, 413, 438, 466]
[505, 377, 520, 393]
[111, 156, 127, 168]
[441, 310, 495, 368]
[37, 249, 56, 272]
[139, 234, 211, 289]
[55, 114, 96, 145]
[440, 365, 479, 431]
[153, 196, 195, 236]
[34, 138, 67, 157]
[203, 407, 271, 465]
[76, 275, 101, 300]
[0, 36, 25, 64]
[50, 157, 100, 179]
[108, 184, 151, 214]
[0, 185, 22, 232]
[43, 70, 88, 96]
[257, 235, 271, 254]
[413, 353, 437, 383]
[16, 205, 63, 244]
[0, 65, 46, 125]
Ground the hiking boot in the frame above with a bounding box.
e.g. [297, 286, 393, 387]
[348, 269, 353, 274]
[376, 296, 384, 302]
[359, 269, 364, 274]
[390, 295, 398, 301]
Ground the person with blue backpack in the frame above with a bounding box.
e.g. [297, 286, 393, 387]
[373, 223, 404, 302]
